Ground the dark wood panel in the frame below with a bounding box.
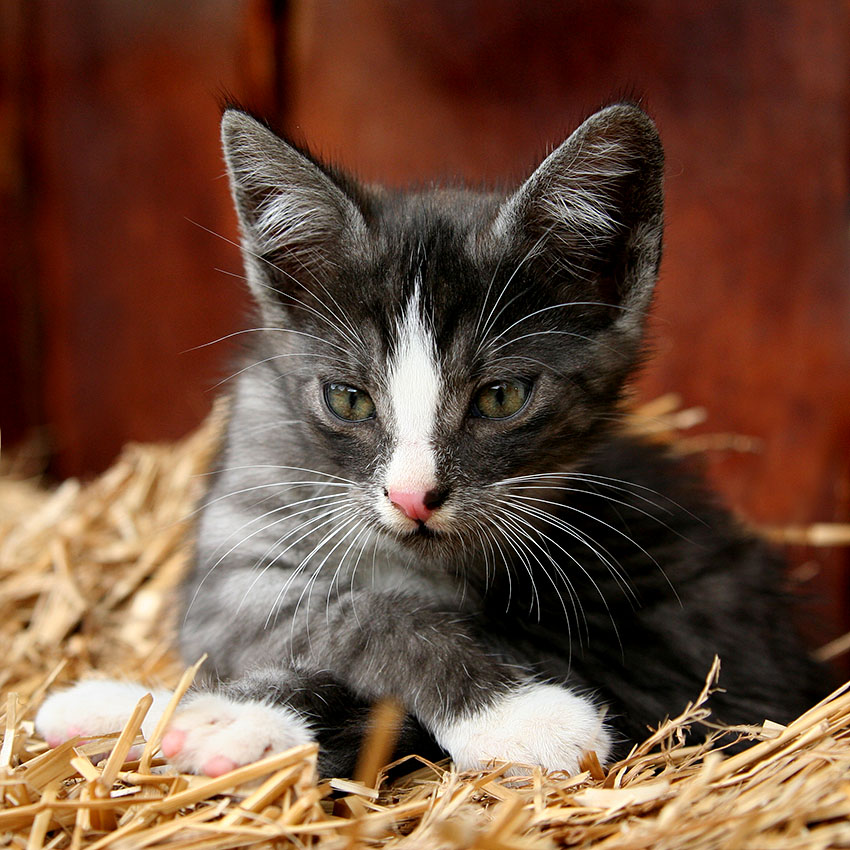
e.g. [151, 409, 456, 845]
[0, 0, 42, 448]
[9, 0, 278, 476]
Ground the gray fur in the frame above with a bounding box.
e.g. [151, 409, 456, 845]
[181, 105, 824, 775]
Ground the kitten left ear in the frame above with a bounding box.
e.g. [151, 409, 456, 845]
[220, 109, 366, 303]
[494, 104, 664, 319]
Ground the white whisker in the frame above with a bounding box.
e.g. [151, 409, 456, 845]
[496, 495, 638, 606]
[191, 499, 353, 621]
[475, 228, 552, 354]
[235, 503, 356, 619]
[200, 465, 358, 485]
[489, 328, 622, 357]
[290, 512, 363, 644]
[484, 508, 541, 619]
[205, 492, 352, 562]
[187, 217, 367, 367]
[325, 523, 373, 624]
[492, 505, 576, 632]
[210, 350, 347, 390]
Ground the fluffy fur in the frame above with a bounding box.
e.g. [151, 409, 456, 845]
[37, 104, 825, 777]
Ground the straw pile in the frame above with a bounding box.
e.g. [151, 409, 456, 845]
[2, 396, 850, 849]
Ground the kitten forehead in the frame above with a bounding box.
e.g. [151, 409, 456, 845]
[385, 277, 441, 491]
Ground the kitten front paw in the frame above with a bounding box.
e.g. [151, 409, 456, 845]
[35, 679, 169, 756]
[159, 692, 314, 776]
[434, 683, 611, 776]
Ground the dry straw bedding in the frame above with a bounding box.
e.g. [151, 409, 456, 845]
[1, 396, 850, 850]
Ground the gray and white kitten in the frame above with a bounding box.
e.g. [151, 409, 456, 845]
[37, 104, 824, 778]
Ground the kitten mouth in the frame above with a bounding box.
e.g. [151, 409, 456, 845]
[395, 520, 435, 538]
[378, 494, 454, 540]
[394, 520, 440, 541]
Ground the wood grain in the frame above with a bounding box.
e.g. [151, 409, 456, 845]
[6, 0, 272, 475]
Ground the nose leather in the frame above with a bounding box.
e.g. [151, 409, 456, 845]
[388, 490, 434, 522]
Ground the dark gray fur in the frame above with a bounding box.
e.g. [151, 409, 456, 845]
[182, 104, 825, 776]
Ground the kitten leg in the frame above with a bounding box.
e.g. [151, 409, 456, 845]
[36, 679, 315, 776]
[195, 667, 442, 778]
[296, 590, 611, 775]
[432, 682, 611, 775]
[35, 679, 171, 758]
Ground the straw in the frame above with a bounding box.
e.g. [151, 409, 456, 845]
[1, 398, 849, 848]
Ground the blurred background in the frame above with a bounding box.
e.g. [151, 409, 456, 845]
[1, 1, 848, 649]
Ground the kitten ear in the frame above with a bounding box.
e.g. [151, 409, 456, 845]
[495, 104, 664, 318]
[221, 109, 365, 302]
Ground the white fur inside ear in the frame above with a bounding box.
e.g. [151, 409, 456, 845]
[35, 679, 170, 748]
[493, 136, 632, 249]
[433, 682, 611, 775]
[221, 110, 363, 257]
[251, 184, 339, 253]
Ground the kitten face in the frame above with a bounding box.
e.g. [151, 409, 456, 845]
[221, 105, 663, 560]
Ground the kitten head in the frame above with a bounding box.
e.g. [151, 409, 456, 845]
[221, 105, 663, 558]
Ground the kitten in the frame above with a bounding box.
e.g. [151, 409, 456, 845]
[37, 104, 825, 778]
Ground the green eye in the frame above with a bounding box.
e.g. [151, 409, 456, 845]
[324, 382, 376, 422]
[472, 379, 532, 420]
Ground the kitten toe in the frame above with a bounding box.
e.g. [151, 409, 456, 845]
[203, 755, 238, 777]
[160, 692, 314, 775]
[159, 728, 186, 758]
[434, 683, 611, 776]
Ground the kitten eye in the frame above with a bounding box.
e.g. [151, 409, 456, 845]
[472, 379, 532, 420]
[324, 382, 376, 422]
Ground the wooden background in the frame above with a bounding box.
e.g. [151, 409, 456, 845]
[1, 1, 848, 648]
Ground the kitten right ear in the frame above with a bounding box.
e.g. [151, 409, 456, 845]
[221, 110, 365, 301]
[493, 104, 664, 323]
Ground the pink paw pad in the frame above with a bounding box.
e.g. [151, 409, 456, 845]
[135, 693, 314, 775]
[203, 755, 238, 777]
[160, 728, 186, 758]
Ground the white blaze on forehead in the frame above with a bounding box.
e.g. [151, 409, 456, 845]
[385, 282, 441, 493]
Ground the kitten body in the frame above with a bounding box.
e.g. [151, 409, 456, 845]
[37, 105, 825, 777]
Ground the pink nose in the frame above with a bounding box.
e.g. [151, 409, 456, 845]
[387, 490, 435, 523]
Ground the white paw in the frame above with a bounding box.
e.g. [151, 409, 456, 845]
[434, 683, 611, 775]
[159, 692, 314, 776]
[35, 679, 169, 757]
